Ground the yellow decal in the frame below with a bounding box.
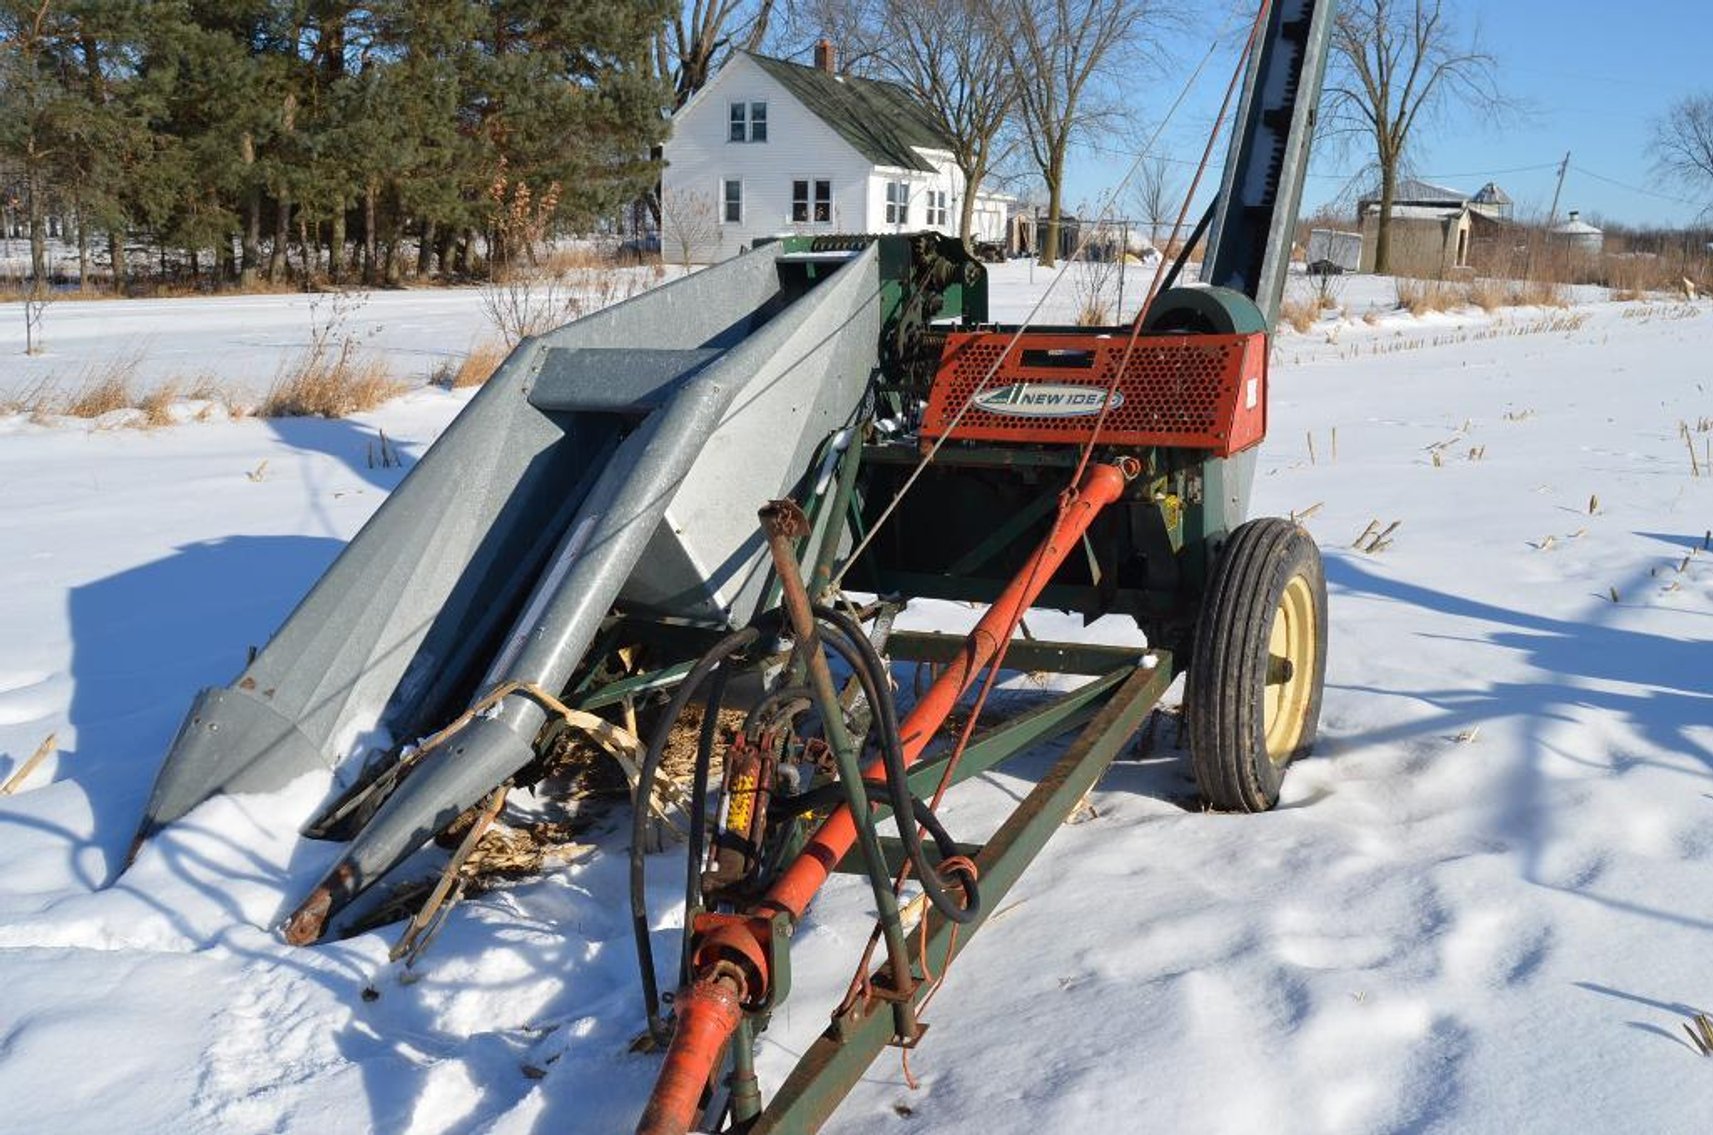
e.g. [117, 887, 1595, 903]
[726, 771, 758, 835]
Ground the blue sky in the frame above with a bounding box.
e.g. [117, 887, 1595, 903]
[1059, 1, 1709, 231]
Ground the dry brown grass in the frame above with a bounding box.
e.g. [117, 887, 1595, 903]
[185, 373, 253, 419]
[1463, 277, 1507, 313]
[1074, 299, 1113, 326]
[0, 375, 61, 418]
[1395, 278, 1458, 316]
[260, 344, 406, 418]
[1507, 279, 1569, 308]
[540, 244, 614, 274]
[63, 352, 144, 418]
[136, 382, 180, 428]
[1279, 294, 1320, 334]
[450, 337, 509, 388]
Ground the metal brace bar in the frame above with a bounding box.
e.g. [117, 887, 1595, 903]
[750, 657, 1171, 1134]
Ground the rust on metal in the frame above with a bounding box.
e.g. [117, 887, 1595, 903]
[634, 973, 745, 1135]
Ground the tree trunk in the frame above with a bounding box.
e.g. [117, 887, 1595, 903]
[242, 191, 261, 288]
[108, 229, 126, 291]
[454, 228, 474, 276]
[217, 233, 237, 283]
[75, 203, 90, 292]
[239, 132, 261, 287]
[268, 194, 291, 282]
[362, 182, 378, 285]
[957, 163, 984, 253]
[417, 217, 436, 278]
[1041, 146, 1067, 269]
[1374, 160, 1396, 275]
[329, 211, 347, 281]
[439, 227, 457, 277]
[27, 170, 46, 285]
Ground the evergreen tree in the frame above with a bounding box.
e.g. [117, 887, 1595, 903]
[0, 0, 677, 288]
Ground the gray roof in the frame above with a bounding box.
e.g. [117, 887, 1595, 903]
[1359, 177, 1467, 206]
[745, 52, 949, 172]
[1472, 182, 1512, 205]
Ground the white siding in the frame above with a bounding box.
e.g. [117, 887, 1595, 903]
[865, 155, 1010, 244]
[969, 195, 1008, 244]
[864, 152, 961, 237]
[662, 54, 1015, 259]
[662, 56, 873, 262]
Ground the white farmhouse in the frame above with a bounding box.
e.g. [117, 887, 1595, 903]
[661, 43, 1009, 263]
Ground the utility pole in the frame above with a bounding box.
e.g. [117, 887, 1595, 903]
[1546, 152, 1571, 228]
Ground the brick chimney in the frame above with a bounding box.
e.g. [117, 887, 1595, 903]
[814, 38, 836, 75]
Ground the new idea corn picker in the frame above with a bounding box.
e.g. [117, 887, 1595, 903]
[127, 1, 1336, 1130]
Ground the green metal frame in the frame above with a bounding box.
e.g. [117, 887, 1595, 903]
[750, 659, 1173, 1133]
[831, 659, 1145, 875]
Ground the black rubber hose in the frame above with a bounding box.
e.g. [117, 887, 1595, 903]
[811, 605, 980, 924]
[630, 603, 980, 1043]
[908, 794, 979, 910]
[1157, 199, 1219, 298]
[742, 684, 813, 738]
[630, 624, 761, 1040]
[681, 665, 730, 989]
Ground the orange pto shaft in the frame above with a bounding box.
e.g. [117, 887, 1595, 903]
[636, 461, 1133, 1135]
[766, 460, 1133, 919]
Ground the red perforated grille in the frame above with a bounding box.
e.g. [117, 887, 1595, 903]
[921, 330, 1267, 457]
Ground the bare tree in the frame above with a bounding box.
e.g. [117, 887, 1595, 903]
[1000, 0, 1166, 268]
[21, 278, 50, 354]
[875, 0, 1018, 250]
[1653, 93, 1713, 210]
[658, 1, 783, 108]
[1327, 0, 1502, 274]
[768, 0, 887, 75]
[1133, 152, 1182, 250]
[661, 188, 720, 266]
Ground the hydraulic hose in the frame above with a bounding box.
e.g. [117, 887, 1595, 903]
[630, 623, 762, 1041]
[810, 605, 979, 924]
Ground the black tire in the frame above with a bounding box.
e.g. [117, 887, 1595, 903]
[1186, 518, 1328, 812]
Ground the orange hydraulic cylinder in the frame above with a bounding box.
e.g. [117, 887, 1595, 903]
[636, 462, 1131, 1135]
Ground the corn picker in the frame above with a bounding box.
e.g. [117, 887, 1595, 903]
[127, 2, 1336, 1130]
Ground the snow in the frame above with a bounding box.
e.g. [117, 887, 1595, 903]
[2, 260, 1712, 1133]
[0, 264, 684, 402]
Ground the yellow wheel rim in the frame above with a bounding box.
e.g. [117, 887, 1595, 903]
[1262, 573, 1317, 765]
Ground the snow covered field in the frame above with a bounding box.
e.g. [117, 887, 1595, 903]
[0, 264, 683, 403]
[1, 261, 1711, 1133]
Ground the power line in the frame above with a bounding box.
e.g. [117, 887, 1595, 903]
[1570, 162, 1703, 207]
[1077, 140, 1565, 185]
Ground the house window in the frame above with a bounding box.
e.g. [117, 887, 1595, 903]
[723, 179, 742, 223]
[793, 178, 832, 223]
[926, 190, 949, 227]
[885, 181, 909, 225]
[729, 100, 768, 143]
